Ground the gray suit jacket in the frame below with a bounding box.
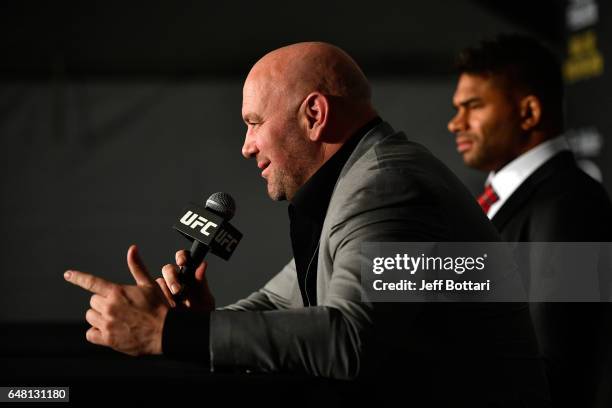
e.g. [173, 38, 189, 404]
[209, 122, 546, 401]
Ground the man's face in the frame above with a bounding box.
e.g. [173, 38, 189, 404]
[448, 73, 525, 172]
[241, 73, 317, 201]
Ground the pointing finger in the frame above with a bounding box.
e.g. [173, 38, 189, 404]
[127, 244, 154, 286]
[64, 270, 115, 296]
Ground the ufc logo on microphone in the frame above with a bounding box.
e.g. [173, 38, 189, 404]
[179, 211, 219, 236]
[214, 230, 239, 252]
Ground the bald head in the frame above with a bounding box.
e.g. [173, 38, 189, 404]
[247, 42, 372, 108]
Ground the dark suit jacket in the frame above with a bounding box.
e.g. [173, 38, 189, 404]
[492, 150, 612, 408]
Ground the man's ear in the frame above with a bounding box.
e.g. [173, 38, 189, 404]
[519, 95, 542, 131]
[301, 92, 329, 142]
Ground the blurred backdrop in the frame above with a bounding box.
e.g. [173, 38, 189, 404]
[0, 0, 609, 321]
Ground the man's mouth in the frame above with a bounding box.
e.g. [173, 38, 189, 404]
[258, 161, 271, 177]
[456, 137, 474, 153]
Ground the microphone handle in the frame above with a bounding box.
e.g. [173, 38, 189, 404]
[176, 240, 209, 301]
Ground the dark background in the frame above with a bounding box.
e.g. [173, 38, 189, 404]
[0, 0, 608, 322]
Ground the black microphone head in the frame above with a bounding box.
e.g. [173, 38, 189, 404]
[205, 192, 236, 220]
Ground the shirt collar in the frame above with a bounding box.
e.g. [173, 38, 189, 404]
[290, 117, 382, 223]
[487, 136, 570, 202]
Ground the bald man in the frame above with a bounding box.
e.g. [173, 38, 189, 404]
[65, 42, 549, 405]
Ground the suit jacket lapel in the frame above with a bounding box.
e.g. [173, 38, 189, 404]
[491, 151, 574, 231]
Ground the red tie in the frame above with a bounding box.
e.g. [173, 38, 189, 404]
[477, 184, 499, 214]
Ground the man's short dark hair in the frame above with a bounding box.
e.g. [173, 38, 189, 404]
[455, 34, 564, 130]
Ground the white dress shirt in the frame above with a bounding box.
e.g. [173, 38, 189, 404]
[485, 136, 570, 219]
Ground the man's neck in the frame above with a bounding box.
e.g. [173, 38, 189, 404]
[314, 111, 379, 172]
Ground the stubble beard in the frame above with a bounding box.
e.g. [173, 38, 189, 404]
[266, 158, 311, 202]
[266, 167, 298, 202]
[462, 138, 489, 171]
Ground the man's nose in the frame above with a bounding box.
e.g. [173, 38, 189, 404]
[242, 131, 258, 159]
[448, 112, 466, 134]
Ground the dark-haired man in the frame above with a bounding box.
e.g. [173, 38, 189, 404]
[448, 34, 612, 407]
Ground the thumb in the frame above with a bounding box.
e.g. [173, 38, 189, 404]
[127, 244, 154, 286]
[194, 260, 209, 286]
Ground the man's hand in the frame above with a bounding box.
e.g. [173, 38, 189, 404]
[157, 250, 215, 312]
[64, 245, 170, 356]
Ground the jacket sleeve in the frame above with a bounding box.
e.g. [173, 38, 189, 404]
[209, 234, 372, 379]
[218, 258, 302, 311]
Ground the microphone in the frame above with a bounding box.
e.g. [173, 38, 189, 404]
[173, 192, 242, 291]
